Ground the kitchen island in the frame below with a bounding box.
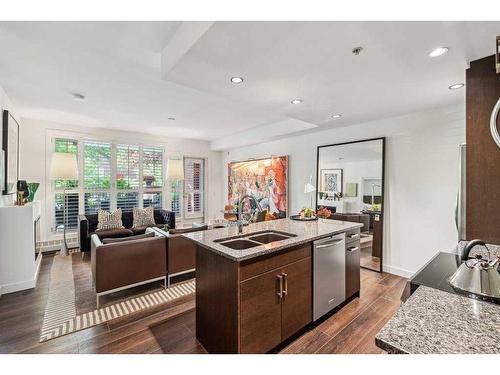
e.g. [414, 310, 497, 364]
[183, 218, 363, 353]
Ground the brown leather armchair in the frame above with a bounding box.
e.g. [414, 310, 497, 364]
[91, 233, 167, 307]
[151, 225, 209, 286]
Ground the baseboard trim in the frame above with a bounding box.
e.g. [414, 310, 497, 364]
[0, 254, 43, 295]
[382, 264, 414, 278]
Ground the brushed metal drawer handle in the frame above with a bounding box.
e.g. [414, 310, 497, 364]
[277, 274, 283, 299]
[282, 272, 288, 297]
[348, 233, 360, 239]
[347, 246, 359, 252]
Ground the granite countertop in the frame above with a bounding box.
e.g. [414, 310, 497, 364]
[376, 286, 500, 354]
[183, 218, 362, 261]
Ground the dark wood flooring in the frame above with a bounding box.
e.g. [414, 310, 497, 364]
[0, 253, 407, 354]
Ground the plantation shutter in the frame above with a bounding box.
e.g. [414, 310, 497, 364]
[116, 144, 140, 211]
[84, 141, 111, 214]
[143, 146, 163, 188]
[184, 158, 204, 218]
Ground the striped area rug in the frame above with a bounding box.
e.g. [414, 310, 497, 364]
[40, 255, 77, 338]
[40, 279, 195, 342]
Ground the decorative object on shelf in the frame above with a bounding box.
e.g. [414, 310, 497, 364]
[228, 156, 288, 218]
[320, 168, 343, 195]
[17, 180, 29, 202]
[26, 182, 40, 202]
[303, 175, 316, 208]
[2, 110, 20, 195]
[16, 191, 25, 206]
[345, 182, 358, 197]
[50, 152, 79, 256]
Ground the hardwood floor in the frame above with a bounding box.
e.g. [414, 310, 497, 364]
[0, 253, 406, 354]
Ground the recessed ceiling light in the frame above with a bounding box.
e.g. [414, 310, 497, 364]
[168, 117, 176, 121]
[448, 83, 464, 90]
[291, 99, 303, 105]
[72, 93, 85, 101]
[332, 114, 342, 119]
[429, 47, 449, 57]
[230, 77, 244, 84]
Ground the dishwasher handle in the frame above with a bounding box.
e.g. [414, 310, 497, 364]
[315, 239, 345, 249]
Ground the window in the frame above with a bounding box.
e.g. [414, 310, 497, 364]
[51, 136, 168, 233]
[116, 144, 139, 212]
[53, 138, 79, 230]
[170, 180, 182, 215]
[184, 158, 205, 219]
[84, 141, 112, 214]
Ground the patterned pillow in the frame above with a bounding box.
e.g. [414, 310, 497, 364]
[133, 206, 156, 227]
[96, 209, 124, 231]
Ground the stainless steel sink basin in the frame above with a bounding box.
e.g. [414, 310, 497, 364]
[219, 239, 261, 250]
[248, 233, 291, 244]
[216, 230, 297, 250]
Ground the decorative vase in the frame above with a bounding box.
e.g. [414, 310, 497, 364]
[27, 182, 40, 202]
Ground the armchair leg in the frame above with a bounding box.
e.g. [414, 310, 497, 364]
[96, 295, 100, 309]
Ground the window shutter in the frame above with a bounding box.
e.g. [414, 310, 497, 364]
[117, 192, 139, 212]
[54, 192, 79, 230]
[143, 146, 163, 188]
[116, 144, 139, 190]
[84, 192, 111, 215]
[143, 192, 162, 209]
[170, 180, 182, 215]
[184, 158, 204, 218]
[84, 141, 111, 190]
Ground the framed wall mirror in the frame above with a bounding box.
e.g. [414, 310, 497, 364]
[316, 137, 386, 272]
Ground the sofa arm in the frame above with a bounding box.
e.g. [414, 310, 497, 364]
[93, 236, 167, 293]
[78, 214, 90, 252]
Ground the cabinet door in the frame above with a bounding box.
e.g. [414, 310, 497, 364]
[281, 257, 312, 340]
[240, 269, 283, 353]
[345, 243, 360, 298]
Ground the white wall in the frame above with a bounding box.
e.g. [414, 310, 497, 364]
[0, 85, 17, 207]
[222, 104, 465, 277]
[19, 118, 224, 242]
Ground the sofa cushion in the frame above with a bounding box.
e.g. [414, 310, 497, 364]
[130, 224, 163, 235]
[96, 209, 124, 230]
[93, 228, 134, 240]
[102, 232, 155, 244]
[133, 206, 155, 228]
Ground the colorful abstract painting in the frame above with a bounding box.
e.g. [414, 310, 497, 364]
[228, 156, 288, 218]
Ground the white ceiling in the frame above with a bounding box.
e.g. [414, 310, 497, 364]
[0, 21, 498, 149]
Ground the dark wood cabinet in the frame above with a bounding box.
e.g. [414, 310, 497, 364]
[281, 257, 312, 340]
[240, 268, 283, 353]
[240, 255, 312, 353]
[345, 244, 360, 299]
[196, 243, 312, 354]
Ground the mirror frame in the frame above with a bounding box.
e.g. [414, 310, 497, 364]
[315, 137, 386, 273]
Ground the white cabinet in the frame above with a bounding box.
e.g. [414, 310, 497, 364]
[0, 201, 42, 295]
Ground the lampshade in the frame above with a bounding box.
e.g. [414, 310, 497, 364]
[50, 153, 78, 180]
[304, 175, 316, 194]
[168, 159, 184, 180]
[304, 182, 316, 194]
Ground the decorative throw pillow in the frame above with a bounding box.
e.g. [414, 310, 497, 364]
[133, 206, 156, 228]
[96, 208, 124, 231]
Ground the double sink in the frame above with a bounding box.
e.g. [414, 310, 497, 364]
[214, 230, 297, 250]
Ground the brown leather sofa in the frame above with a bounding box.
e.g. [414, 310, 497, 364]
[330, 213, 370, 233]
[151, 225, 209, 286]
[91, 232, 167, 307]
[79, 209, 175, 255]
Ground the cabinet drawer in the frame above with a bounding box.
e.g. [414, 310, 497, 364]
[346, 240, 360, 253]
[239, 244, 312, 281]
[345, 228, 361, 244]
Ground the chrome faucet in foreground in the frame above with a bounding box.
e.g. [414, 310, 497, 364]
[237, 195, 263, 233]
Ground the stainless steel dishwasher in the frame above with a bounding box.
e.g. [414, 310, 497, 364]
[313, 233, 346, 321]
